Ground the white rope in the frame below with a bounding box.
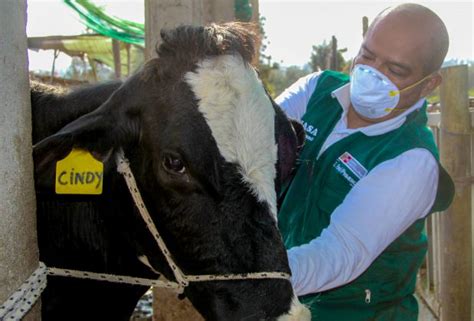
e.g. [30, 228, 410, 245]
[0, 149, 290, 320]
[46, 266, 180, 291]
[116, 152, 189, 289]
[0, 262, 47, 321]
[115, 149, 290, 290]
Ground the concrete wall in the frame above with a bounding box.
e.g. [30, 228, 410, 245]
[0, 1, 40, 320]
[145, 0, 235, 59]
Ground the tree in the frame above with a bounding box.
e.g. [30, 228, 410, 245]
[256, 15, 279, 96]
[310, 36, 348, 72]
[268, 65, 311, 97]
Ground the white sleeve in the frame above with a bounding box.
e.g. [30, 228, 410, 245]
[275, 72, 321, 120]
[287, 148, 439, 296]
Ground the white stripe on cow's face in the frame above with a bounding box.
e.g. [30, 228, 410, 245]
[185, 55, 278, 220]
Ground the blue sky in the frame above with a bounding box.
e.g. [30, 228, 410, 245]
[27, 0, 473, 72]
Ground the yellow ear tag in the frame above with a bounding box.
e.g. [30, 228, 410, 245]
[55, 148, 104, 195]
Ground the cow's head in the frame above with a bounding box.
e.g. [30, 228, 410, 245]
[34, 23, 308, 320]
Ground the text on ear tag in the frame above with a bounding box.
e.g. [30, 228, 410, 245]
[55, 148, 103, 195]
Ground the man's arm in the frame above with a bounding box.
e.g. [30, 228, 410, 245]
[275, 72, 321, 120]
[288, 148, 438, 296]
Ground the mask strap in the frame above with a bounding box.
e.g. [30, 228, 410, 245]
[389, 74, 432, 97]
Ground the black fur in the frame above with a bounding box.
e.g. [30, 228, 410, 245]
[32, 23, 303, 321]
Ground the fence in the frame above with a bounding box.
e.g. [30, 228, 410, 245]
[417, 65, 472, 321]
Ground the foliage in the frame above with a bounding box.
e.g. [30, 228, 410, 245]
[310, 38, 348, 73]
[267, 65, 311, 98]
[310, 40, 331, 72]
[256, 15, 277, 96]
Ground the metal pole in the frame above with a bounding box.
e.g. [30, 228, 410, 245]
[439, 64, 471, 321]
[0, 1, 41, 320]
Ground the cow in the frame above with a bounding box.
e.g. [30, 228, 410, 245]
[32, 22, 309, 321]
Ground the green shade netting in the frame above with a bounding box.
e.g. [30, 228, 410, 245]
[49, 0, 253, 75]
[64, 0, 254, 45]
[28, 35, 144, 76]
[64, 0, 145, 46]
[61, 35, 144, 75]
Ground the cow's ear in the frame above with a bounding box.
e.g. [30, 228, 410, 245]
[33, 97, 140, 176]
[289, 119, 305, 154]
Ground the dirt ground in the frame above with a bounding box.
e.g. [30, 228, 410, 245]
[152, 287, 204, 321]
[130, 287, 204, 321]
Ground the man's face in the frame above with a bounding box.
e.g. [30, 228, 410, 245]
[352, 15, 439, 118]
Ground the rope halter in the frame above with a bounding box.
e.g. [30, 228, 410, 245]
[115, 149, 290, 293]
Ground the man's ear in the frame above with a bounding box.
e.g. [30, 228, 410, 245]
[421, 71, 442, 97]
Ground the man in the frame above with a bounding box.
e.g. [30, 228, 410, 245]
[276, 3, 454, 321]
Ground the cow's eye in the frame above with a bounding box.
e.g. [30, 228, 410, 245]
[163, 154, 186, 174]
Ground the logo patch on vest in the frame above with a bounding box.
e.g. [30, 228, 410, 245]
[302, 120, 318, 141]
[333, 152, 367, 186]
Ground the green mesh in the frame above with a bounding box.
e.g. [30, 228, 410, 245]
[64, 0, 253, 45]
[63, 0, 145, 46]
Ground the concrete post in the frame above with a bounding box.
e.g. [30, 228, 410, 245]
[145, 2, 236, 319]
[145, 0, 205, 60]
[145, 0, 236, 60]
[0, 1, 40, 320]
[249, 0, 260, 66]
[206, 0, 235, 24]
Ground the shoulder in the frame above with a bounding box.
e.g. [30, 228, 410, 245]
[275, 71, 322, 120]
[275, 71, 322, 104]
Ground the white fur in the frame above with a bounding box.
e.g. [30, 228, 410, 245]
[276, 296, 311, 321]
[185, 55, 278, 220]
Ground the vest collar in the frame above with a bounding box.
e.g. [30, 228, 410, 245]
[330, 83, 425, 137]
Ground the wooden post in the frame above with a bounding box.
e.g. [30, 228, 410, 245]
[126, 43, 131, 77]
[0, 1, 41, 320]
[89, 56, 98, 82]
[50, 49, 59, 83]
[112, 38, 122, 79]
[439, 65, 471, 321]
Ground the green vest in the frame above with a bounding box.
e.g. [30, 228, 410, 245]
[278, 71, 454, 321]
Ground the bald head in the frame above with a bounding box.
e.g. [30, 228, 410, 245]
[369, 3, 449, 75]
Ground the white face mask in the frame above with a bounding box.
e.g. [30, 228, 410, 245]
[349, 64, 430, 119]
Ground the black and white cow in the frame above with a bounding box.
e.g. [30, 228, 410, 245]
[32, 23, 309, 321]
